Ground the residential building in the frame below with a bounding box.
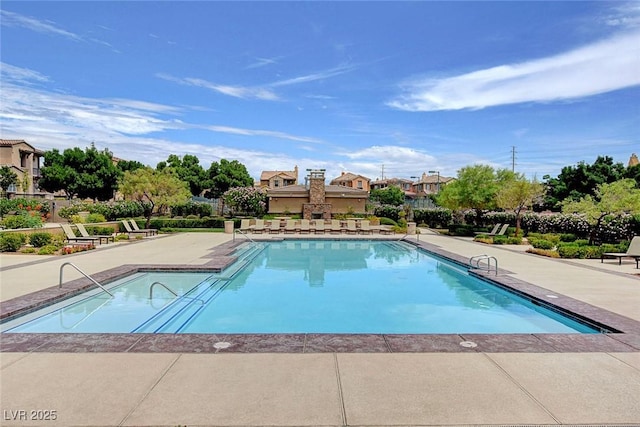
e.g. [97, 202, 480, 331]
[411, 172, 455, 196]
[629, 153, 638, 167]
[259, 166, 298, 188]
[330, 172, 371, 192]
[267, 169, 368, 219]
[0, 139, 48, 198]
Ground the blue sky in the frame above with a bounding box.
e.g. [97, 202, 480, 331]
[1, 1, 639, 183]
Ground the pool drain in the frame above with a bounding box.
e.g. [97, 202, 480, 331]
[459, 341, 477, 348]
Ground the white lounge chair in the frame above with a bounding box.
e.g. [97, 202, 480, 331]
[129, 219, 157, 236]
[120, 220, 148, 237]
[330, 219, 343, 234]
[239, 219, 251, 233]
[359, 220, 373, 235]
[299, 219, 311, 234]
[76, 223, 114, 244]
[474, 223, 501, 236]
[252, 219, 266, 234]
[312, 220, 325, 234]
[601, 236, 640, 268]
[345, 220, 358, 234]
[284, 219, 297, 234]
[60, 224, 101, 245]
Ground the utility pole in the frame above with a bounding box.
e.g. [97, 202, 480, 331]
[381, 164, 385, 180]
[511, 146, 517, 172]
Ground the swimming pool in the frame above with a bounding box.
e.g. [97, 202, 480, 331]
[2, 240, 600, 334]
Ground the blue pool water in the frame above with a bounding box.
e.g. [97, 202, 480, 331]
[2, 240, 598, 334]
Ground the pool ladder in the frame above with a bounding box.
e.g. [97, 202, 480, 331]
[469, 255, 498, 275]
[148, 281, 204, 304]
[59, 262, 114, 297]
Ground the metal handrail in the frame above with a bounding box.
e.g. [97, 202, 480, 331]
[59, 262, 114, 297]
[234, 228, 255, 243]
[469, 255, 498, 275]
[149, 281, 178, 299]
[148, 281, 205, 304]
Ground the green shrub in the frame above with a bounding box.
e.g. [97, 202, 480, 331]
[412, 208, 452, 228]
[557, 245, 582, 258]
[186, 214, 199, 220]
[526, 248, 560, 258]
[29, 232, 53, 247]
[447, 224, 477, 236]
[21, 247, 36, 254]
[529, 238, 554, 250]
[559, 233, 577, 242]
[85, 226, 115, 236]
[506, 236, 523, 245]
[86, 213, 107, 223]
[378, 217, 398, 226]
[574, 239, 589, 246]
[38, 245, 58, 255]
[0, 233, 27, 252]
[2, 213, 43, 229]
[115, 234, 129, 241]
[493, 235, 508, 245]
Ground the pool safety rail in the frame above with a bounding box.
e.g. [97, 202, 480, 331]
[234, 228, 255, 243]
[148, 281, 205, 305]
[59, 262, 114, 297]
[469, 254, 498, 275]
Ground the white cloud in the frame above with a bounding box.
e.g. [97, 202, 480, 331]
[0, 10, 82, 41]
[156, 73, 279, 101]
[204, 125, 324, 144]
[388, 30, 640, 111]
[1, 62, 50, 84]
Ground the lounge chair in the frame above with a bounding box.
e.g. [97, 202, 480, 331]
[330, 219, 343, 234]
[129, 219, 157, 236]
[299, 219, 311, 234]
[60, 224, 101, 245]
[312, 220, 325, 234]
[267, 220, 281, 234]
[474, 223, 501, 236]
[252, 219, 266, 234]
[345, 220, 358, 234]
[482, 224, 510, 236]
[239, 219, 251, 233]
[284, 219, 297, 234]
[120, 220, 148, 237]
[359, 220, 373, 235]
[601, 236, 640, 268]
[76, 223, 114, 244]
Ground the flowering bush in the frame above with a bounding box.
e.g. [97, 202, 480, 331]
[223, 187, 266, 216]
[373, 205, 403, 222]
[0, 198, 49, 217]
[61, 243, 95, 255]
[59, 201, 148, 221]
[413, 207, 452, 228]
[171, 201, 213, 218]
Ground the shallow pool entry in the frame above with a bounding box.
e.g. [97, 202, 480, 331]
[2, 240, 600, 334]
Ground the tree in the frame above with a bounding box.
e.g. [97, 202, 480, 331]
[0, 166, 18, 198]
[496, 174, 544, 236]
[117, 159, 145, 173]
[39, 146, 122, 200]
[204, 159, 253, 199]
[369, 186, 405, 206]
[157, 154, 208, 196]
[562, 179, 640, 244]
[544, 156, 626, 210]
[119, 168, 191, 228]
[437, 164, 514, 224]
[223, 187, 267, 216]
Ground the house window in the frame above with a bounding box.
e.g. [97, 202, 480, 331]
[7, 183, 17, 193]
[274, 179, 280, 187]
[357, 180, 363, 189]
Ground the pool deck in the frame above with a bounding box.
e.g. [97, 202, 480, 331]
[1, 230, 639, 426]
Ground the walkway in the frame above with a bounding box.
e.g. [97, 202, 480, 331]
[1, 231, 639, 426]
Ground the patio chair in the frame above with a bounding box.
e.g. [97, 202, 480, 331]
[474, 223, 502, 236]
[601, 236, 640, 268]
[252, 219, 266, 234]
[359, 220, 373, 235]
[60, 224, 101, 245]
[284, 219, 297, 234]
[345, 220, 358, 234]
[330, 219, 343, 234]
[312, 220, 326, 234]
[76, 223, 114, 244]
[267, 220, 281, 234]
[239, 219, 251, 233]
[129, 219, 157, 236]
[120, 220, 148, 237]
[299, 219, 311, 234]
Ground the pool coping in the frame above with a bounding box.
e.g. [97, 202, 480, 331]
[2, 238, 640, 353]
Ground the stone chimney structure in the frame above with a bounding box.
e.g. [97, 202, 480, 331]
[303, 169, 332, 220]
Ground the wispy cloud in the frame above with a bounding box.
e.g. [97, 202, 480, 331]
[0, 10, 82, 41]
[203, 125, 324, 144]
[1, 62, 50, 84]
[245, 56, 280, 69]
[156, 63, 356, 101]
[388, 30, 640, 112]
[155, 73, 279, 101]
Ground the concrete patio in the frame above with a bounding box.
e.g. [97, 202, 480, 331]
[1, 230, 639, 426]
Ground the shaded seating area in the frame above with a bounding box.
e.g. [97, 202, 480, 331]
[76, 223, 114, 244]
[60, 224, 102, 245]
[601, 236, 640, 268]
